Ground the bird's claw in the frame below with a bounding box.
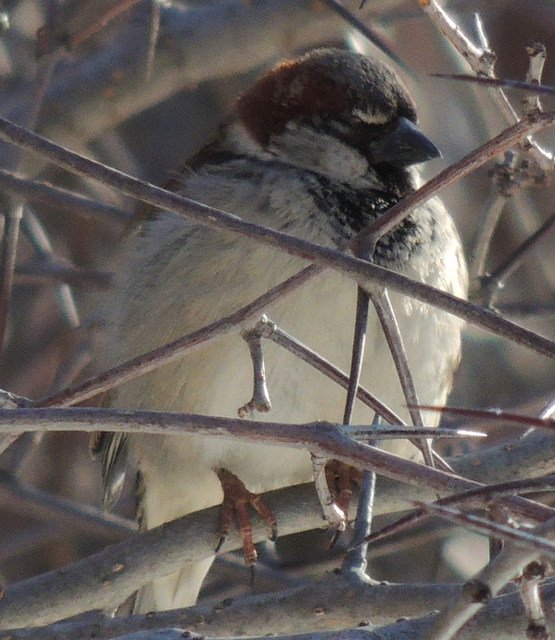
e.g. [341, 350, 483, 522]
[215, 468, 277, 567]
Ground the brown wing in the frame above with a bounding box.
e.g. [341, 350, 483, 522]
[89, 390, 129, 510]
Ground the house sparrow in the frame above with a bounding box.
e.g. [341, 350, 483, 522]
[100, 48, 468, 611]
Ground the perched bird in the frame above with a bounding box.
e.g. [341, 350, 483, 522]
[99, 48, 468, 611]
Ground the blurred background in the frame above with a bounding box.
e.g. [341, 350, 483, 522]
[0, 0, 554, 607]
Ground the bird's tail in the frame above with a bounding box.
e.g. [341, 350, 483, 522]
[133, 556, 215, 612]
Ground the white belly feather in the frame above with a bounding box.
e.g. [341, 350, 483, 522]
[106, 175, 466, 608]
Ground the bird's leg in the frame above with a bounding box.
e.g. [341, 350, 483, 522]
[324, 459, 363, 518]
[324, 283, 365, 528]
[215, 468, 277, 568]
[311, 454, 347, 530]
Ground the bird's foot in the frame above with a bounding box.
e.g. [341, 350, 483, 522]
[312, 455, 347, 531]
[215, 468, 277, 567]
[324, 460, 362, 523]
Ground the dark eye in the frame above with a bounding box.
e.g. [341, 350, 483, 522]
[328, 116, 391, 147]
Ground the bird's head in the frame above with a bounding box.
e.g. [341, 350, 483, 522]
[231, 49, 440, 185]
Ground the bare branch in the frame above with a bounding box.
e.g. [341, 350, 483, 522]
[251, 317, 405, 426]
[14, 0, 385, 157]
[0, 423, 555, 629]
[0, 470, 136, 541]
[0, 170, 129, 224]
[0, 407, 554, 525]
[0, 420, 555, 632]
[420, 513, 555, 640]
[5, 577, 555, 640]
[517, 560, 550, 640]
[418, 502, 555, 559]
[0, 115, 554, 404]
[418, 0, 553, 171]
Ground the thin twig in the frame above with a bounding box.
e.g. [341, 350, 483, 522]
[341, 286, 377, 578]
[483, 210, 555, 303]
[0, 406, 554, 524]
[256, 318, 405, 425]
[419, 0, 553, 171]
[0, 202, 23, 348]
[343, 465, 376, 580]
[22, 209, 80, 327]
[338, 286, 372, 555]
[360, 476, 555, 550]
[370, 288, 434, 468]
[434, 73, 555, 97]
[62, 0, 143, 50]
[522, 41, 547, 115]
[415, 405, 555, 431]
[420, 513, 555, 640]
[341, 426, 485, 440]
[145, 0, 160, 81]
[238, 322, 272, 416]
[0, 169, 129, 224]
[1, 115, 555, 371]
[468, 169, 510, 290]
[0, 48, 62, 349]
[0, 470, 136, 539]
[418, 502, 555, 559]
[15, 263, 111, 288]
[319, 0, 412, 77]
[343, 286, 370, 426]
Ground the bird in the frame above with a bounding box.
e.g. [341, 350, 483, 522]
[98, 48, 468, 612]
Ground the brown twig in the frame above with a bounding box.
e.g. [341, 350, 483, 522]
[60, 0, 143, 50]
[360, 476, 555, 550]
[418, 501, 555, 558]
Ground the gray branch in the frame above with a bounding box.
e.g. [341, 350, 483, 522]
[0, 427, 554, 629]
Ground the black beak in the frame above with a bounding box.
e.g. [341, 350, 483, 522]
[366, 116, 441, 167]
